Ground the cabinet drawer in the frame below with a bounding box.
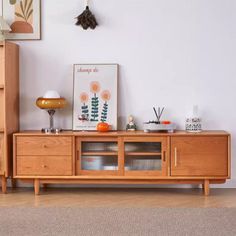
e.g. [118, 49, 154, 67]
[16, 137, 72, 156]
[16, 155, 72, 176]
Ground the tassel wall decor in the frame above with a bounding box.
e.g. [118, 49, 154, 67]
[75, 0, 98, 30]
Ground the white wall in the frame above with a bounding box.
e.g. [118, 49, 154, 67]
[12, 0, 236, 187]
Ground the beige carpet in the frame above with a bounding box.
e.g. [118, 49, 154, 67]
[0, 208, 236, 236]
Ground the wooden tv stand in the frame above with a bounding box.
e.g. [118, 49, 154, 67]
[13, 131, 231, 195]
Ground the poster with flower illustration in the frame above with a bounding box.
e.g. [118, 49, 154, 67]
[73, 64, 118, 131]
[1, 0, 41, 40]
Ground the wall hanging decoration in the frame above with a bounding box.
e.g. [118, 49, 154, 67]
[2, 0, 41, 40]
[73, 64, 118, 131]
[75, 0, 98, 30]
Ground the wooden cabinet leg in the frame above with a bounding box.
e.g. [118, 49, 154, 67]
[34, 179, 40, 195]
[1, 176, 7, 194]
[201, 184, 204, 193]
[11, 178, 17, 189]
[204, 179, 210, 196]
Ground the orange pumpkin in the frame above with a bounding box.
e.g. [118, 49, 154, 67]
[97, 122, 110, 132]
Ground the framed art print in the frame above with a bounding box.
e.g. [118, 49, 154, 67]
[2, 0, 41, 40]
[73, 64, 118, 131]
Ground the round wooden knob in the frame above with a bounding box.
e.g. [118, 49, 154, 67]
[42, 165, 47, 168]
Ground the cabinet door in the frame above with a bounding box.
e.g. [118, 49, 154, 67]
[124, 137, 168, 176]
[0, 90, 4, 131]
[0, 134, 4, 174]
[76, 137, 119, 176]
[171, 136, 229, 176]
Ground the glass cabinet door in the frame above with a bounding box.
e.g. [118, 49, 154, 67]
[124, 137, 168, 176]
[76, 138, 119, 175]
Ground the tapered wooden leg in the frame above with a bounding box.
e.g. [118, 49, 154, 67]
[201, 184, 204, 193]
[34, 179, 40, 195]
[204, 179, 210, 196]
[1, 176, 7, 194]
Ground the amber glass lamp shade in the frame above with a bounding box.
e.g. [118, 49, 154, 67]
[36, 97, 66, 110]
[36, 91, 67, 133]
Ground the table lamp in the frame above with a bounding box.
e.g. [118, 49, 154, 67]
[36, 91, 67, 133]
[0, 16, 11, 41]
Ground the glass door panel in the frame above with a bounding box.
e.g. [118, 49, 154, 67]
[124, 138, 167, 176]
[125, 155, 162, 171]
[77, 138, 119, 176]
[81, 155, 118, 171]
[125, 142, 161, 153]
[82, 142, 118, 153]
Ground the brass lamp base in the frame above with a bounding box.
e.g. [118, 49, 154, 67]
[40, 109, 63, 134]
[36, 95, 67, 134]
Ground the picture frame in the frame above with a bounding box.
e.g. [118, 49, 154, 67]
[1, 0, 41, 40]
[72, 64, 118, 131]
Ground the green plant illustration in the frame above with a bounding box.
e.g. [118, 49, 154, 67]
[101, 102, 108, 122]
[90, 95, 99, 122]
[79, 92, 89, 119]
[15, 0, 33, 23]
[90, 82, 100, 122]
[81, 103, 89, 117]
[100, 90, 111, 122]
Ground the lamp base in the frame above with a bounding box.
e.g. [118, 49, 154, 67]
[41, 128, 62, 134]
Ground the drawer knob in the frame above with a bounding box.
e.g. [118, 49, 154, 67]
[43, 145, 48, 148]
[42, 165, 47, 168]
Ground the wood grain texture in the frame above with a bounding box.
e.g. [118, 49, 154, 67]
[0, 45, 4, 85]
[118, 137, 124, 176]
[14, 130, 230, 137]
[4, 42, 20, 177]
[34, 179, 40, 195]
[171, 136, 228, 177]
[0, 90, 4, 131]
[13, 131, 230, 195]
[13, 175, 227, 180]
[204, 179, 210, 196]
[0, 41, 19, 184]
[75, 138, 81, 175]
[4, 42, 19, 135]
[16, 156, 73, 176]
[0, 134, 4, 175]
[16, 136, 73, 156]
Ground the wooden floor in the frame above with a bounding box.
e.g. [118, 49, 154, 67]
[0, 187, 236, 208]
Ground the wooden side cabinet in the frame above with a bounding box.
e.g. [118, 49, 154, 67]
[0, 41, 19, 193]
[13, 131, 231, 196]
